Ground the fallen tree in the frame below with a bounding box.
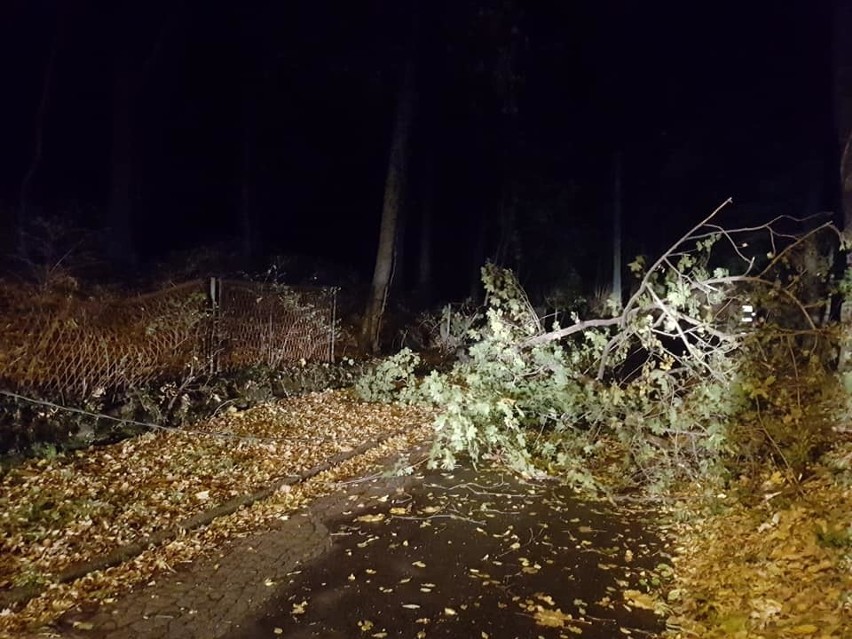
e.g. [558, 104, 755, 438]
[359, 201, 848, 489]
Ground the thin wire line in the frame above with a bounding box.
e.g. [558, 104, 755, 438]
[0, 388, 331, 445]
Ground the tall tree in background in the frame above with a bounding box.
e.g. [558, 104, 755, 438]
[493, 0, 523, 269]
[415, 143, 435, 303]
[836, 0, 852, 238]
[233, 4, 277, 268]
[611, 151, 623, 304]
[107, 47, 137, 269]
[16, 5, 64, 261]
[239, 85, 257, 265]
[834, 0, 852, 368]
[106, 5, 180, 270]
[458, 0, 524, 297]
[362, 57, 417, 352]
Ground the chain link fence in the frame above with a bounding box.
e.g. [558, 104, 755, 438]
[0, 279, 337, 399]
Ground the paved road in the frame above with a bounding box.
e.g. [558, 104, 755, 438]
[58, 460, 667, 638]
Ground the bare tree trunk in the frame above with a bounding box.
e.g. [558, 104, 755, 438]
[490, 0, 522, 275]
[835, 0, 852, 234]
[391, 191, 408, 295]
[834, 0, 852, 369]
[417, 180, 434, 301]
[239, 91, 256, 266]
[17, 10, 63, 259]
[494, 181, 518, 268]
[612, 151, 623, 306]
[362, 60, 416, 352]
[107, 56, 137, 269]
[469, 209, 487, 299]
[106, 5, 181, 271]
[414, 125, 435, 299]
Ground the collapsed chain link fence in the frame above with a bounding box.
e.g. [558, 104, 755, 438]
[0, 279, 337, 399]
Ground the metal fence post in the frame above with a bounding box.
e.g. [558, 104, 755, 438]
[329, 287, 338, 363]
[208, 277, 222, 374]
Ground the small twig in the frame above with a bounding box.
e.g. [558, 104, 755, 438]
[392, 513, 485, 525]
[0, 389, 386, 446]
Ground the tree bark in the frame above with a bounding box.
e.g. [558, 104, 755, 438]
[612, 151, 623, 306]
[491, 0, 522, 274]
[469, 208, 487, 299]
[835, 0, 852, 235]
[390, 188, 408, 295]
[362, 59, 416, 352]
[416, 175, 434, 302]
[239, 90, 256, 266]
[834, 0, 852, 369]
[106, 55, 137, 269]
[17, 9, 63, 260]
[414, 117, 435, 300]
[106, 5, 181, 271]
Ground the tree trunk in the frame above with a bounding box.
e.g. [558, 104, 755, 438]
[239, 90, 256, 266]
[361, 59, 416, 353]
[494, 180, 518, 268]
[390, 189, 408, 295]
[106, 57, 138, 270]
[612, 151, 623, 306]
[417, 179, 434, 302]
[469, 208, 487, 299]
[834, 0, 852, 369]
[490, 0, 522, 275]
[105, 6, 180, 271]
[835, 0, 852, 234]
[17, 21, 60, 261]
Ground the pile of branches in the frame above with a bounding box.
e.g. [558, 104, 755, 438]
[360, 201, 848, 488]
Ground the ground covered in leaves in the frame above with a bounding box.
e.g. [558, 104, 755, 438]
[0, 390, 433, 636]
[228, 462, 667, 639]
[662, 440, 852, 639]
[2, 389, 850, 639]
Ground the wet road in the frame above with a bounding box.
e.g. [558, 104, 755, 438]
[226, 463, 667, 639]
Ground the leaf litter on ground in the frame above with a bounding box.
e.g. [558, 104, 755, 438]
[662, 440, 852, 639]
[2, 389, 849, 639]
[0, 389, 433, 635]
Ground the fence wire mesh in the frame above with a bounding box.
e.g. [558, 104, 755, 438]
[0, 279, 336, 399]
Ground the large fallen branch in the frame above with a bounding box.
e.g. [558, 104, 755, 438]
[520, 199, 839, 382]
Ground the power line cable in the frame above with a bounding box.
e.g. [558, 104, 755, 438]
[0, 388, 329, 445]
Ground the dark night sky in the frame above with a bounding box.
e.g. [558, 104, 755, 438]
[0, 0, 838, 299]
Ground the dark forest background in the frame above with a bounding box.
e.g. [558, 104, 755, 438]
[0, 0, 841, 303]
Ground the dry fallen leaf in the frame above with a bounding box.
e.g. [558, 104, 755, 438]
[3, 390, 435, 636]
[535, 593, 555, 606]
[789, 624, 819, 635]
[533, 607, 572, 628]
[355, 513, 386, 523]
[662, 444, 852, 639]
[623, 589, 657, 611]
